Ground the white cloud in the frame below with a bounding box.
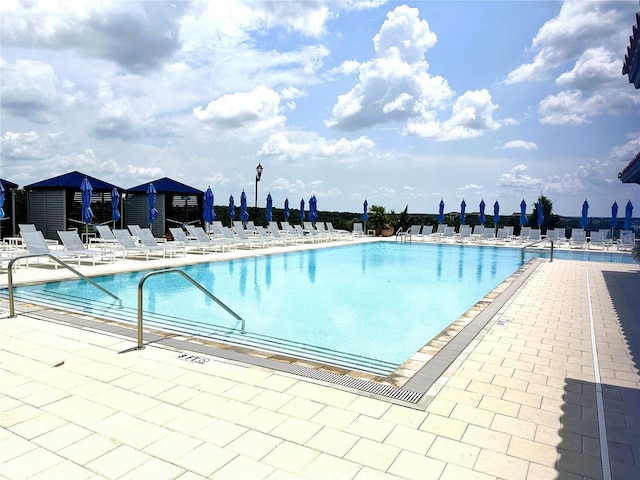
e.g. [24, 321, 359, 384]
[555, 47, 620, 90]
[500, 140, 538, 151]
[258, 131, 375, 164]
[505, 1, 631, 84]
[497, 164, 545, 190]
[610, 133, 640, 160]
[327, 5, 454, 131]
[538, 88, 640, 125]
[193, 85, 286, 133]
[0, 1, 188, 73]
[0, 59, 78, 122]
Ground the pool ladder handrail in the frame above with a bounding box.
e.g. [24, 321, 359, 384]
[395, 227, 409, 243]
[521, 238, 554, 263]
[6, 253, 122, 318]
[136, 268, 245, 350]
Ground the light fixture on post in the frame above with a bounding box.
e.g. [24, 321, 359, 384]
[254, 163, 263, 221]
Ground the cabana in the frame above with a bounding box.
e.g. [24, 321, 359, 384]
[0, 178, 19, 239]
[126, 178, 204, 238]
[24, 171, 123, 240]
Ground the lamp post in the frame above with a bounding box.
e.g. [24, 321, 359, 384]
[254, 163, 263, 221]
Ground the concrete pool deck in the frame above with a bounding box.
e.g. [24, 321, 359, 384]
[1, 240, 639, 479]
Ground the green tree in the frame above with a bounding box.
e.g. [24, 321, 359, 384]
[531, 195, 556, 232]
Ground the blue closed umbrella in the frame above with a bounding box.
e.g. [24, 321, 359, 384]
[438, 200, 445, 224]
[520, 199, 527, 227]
[228, 195, 235, 223]
[202, 186, 215, 224]
[111, 187, 121, 225]
[284, 198, 290, 222]
[147, 183, 158, 225]
[493, 201, 499, 226]
[266, 193, 273, 222]
[624, 200, 633, 230]
[81, 177, 93, 225]
[537, 201, 544, 227]
[300, 198, 305, 222]
[363, 200, 368, 223]
[309, 195, 318, 223]
[611, 201, 618, 229]
[0, 182, 5, 220]
[479, 199, 485, 225]
[580, 199, 589, 229]
[240, 190, 249, 224]
[460, 199, 466, 225]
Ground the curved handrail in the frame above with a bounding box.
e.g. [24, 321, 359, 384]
[395, 227, 408, 243]
[136, 268, 245, 350]
[521, 239, 554, 263]
[6, 253, 122, 317]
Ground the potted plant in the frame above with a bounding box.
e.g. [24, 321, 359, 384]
[369, 205, 393, 236]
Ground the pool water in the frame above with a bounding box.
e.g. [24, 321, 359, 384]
[8, 243, 526, 374]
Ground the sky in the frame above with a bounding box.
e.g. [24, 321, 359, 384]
[1, 0, 639, 218]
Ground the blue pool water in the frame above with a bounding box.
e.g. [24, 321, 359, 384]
[8, 242, 529, 374]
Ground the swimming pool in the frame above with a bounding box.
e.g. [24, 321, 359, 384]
[7, 242, 528, 375]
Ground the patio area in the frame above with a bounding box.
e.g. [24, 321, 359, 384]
[1, 252, 639, 479]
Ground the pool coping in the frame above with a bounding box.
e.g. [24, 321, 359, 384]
[2, 250, 543, 407]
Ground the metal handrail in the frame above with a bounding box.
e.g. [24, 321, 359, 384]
[6, 253, 122, 317]
[521, 239, 554, 262]
[136, 268, 245, 350]
[395, 228, 409, 243]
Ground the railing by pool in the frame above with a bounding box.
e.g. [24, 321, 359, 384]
[522, 239, 554, 263]
[6, 253, 122, 318]
[136, 268, 245, 350]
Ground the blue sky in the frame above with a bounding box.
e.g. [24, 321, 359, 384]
[1, 0, 639, 217]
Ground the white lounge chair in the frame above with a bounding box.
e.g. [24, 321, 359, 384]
[57, 230, 114, 264]
[137, 228, 185, 257]
[113, 229, 168, 260]
[296, 224, 321, 243]
[570, 228, 587, 249]
[528, 229, 541, 241]
[169, 227, 219, 254]
[267, 223, 295, 245]
[232, 225, 267, 249]
[457, 225, 472, 243]
[21, 230, 86, 267]
[353, 223, 364, 237]
[618, 231, 636, 251]
[518, 227, 531, 243]
[192, 225, 236, 251]
[326, 222, 351, 241]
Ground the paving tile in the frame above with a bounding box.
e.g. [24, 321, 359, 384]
[344, 437, 400, 471]
[120, 457, 186, 480]
[270, 415, 322, 444]
[305, 426, 360, 457]
[57, 432, 120, 465]
[227, 430, 282, 460]
[311, 405, 359, 430]
[507, 436, 558, 468]
[277, 396, 325, 420]
[346, 414, 396, 442]
[460, 424, 511, 453]
[384, 424, 436, 456]
[427, 436, 480, 469]
[491, 414, 536, 440]
[194, 418, 248, 447]
[175, 441, 237, 477]
[346, 395, 390, 418]
[449, 403, 494, 428]
[380, 404, 427, 428]
[143, 430, 204, 460]
[85, 444, 151, 478]
[9, 412, 66, 440]
[262, 441, 320, 474]
[387, 450, 446, 480]
[28, 459, 96, 480]
[439, 463, 496, 480]
[210, 454, 275, 480]
[0, 447, 64, 479]
[474, 449, 529, 480]
[419, 413, 468, 441]
[300, 452, 362, 480]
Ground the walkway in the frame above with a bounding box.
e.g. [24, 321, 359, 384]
[1, 257, 639, 479]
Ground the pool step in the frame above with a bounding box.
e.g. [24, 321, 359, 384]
[5, 288, 398, 376]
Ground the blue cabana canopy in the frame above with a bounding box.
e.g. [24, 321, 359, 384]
[25, 171, 122, 192]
